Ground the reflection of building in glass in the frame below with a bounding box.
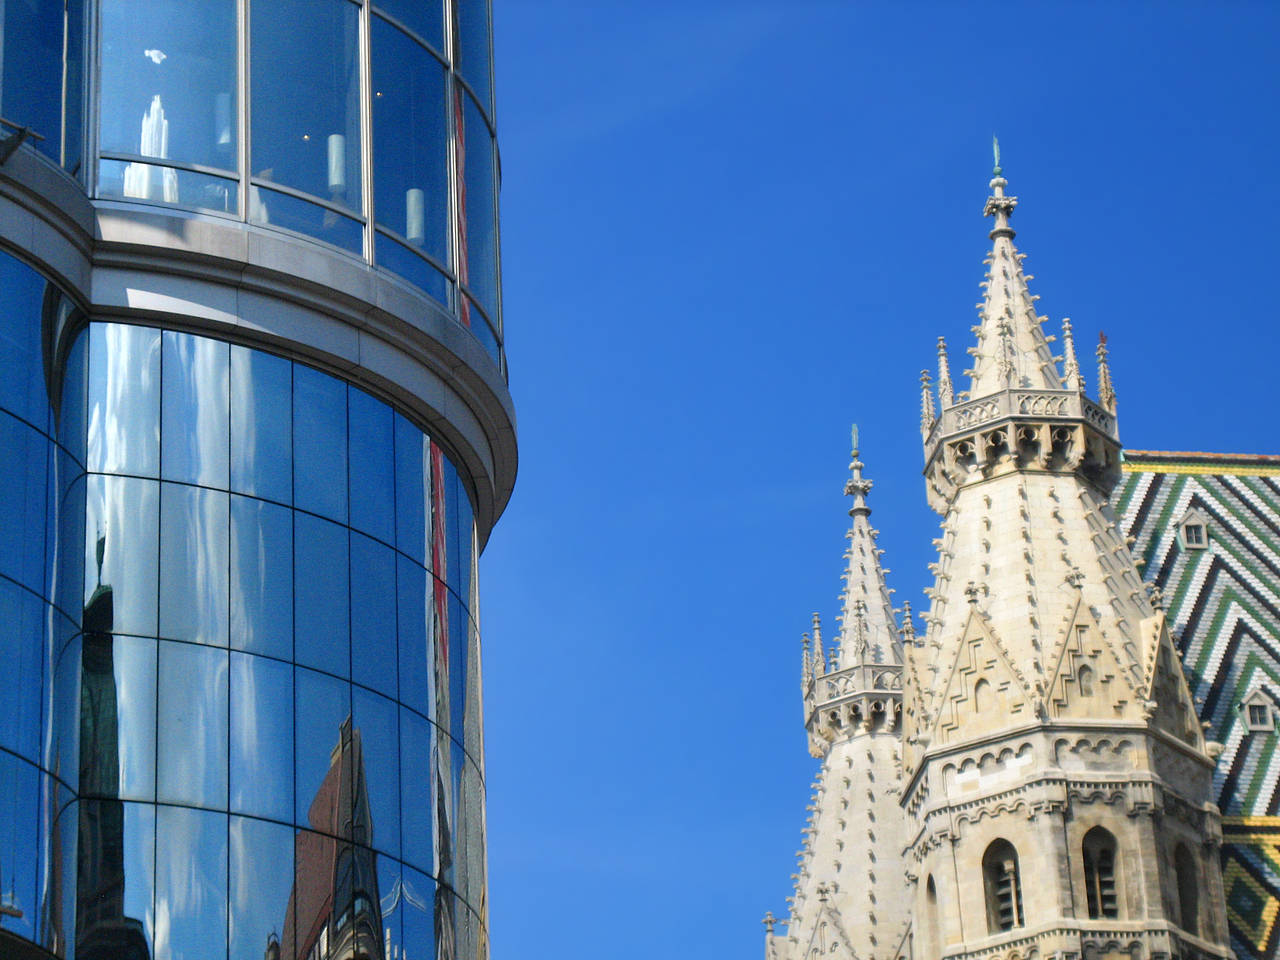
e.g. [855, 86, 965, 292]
[0, 1, 509, 959]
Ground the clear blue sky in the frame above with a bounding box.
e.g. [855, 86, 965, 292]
[483, 3, 1279, 957]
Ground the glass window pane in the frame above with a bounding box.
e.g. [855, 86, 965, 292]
[294, 668, 350, 832]
[401, 865, 438, 957]
[158, 640, 229, 807]
[59, 327, 90, 467]
[231, 345, 292, 504]
[293, 364, 348, 522]
[160, 484, 230, 646]
[0, 580, 45, 763]
[376, 855, 402, 959]
[231, 495, 293, 660]
[374, 0, 442, 51]
[375, 231, 450, 307]
[396, 557, 439, 725]
[0, 753, 40, 940]
[162, 332, 229, 487]
[251, 0, 361, 211]
[230, 816, 296, 960]
[0, 250, 54, 428]
[459, 757, 486, 915]
[443, 456, 464, 601]
[230, 652, 294, 823]
[0, 413, 48, 595]
[248, 185, 364, 254]
[85, 474, 159, 638]
[0, 0, 64, 159]
[294, 513, 350, 677]
[454, 0, 493, 116]
[394, 415, 428, 565]
[155, 805, 228, 960]
[398, 708, 436, 877]
[456, 91, 498, 319]
[88, 323, 161, 477]
[79, 634, 157, 802]
[463, 293, 500, 361]
[372, 18, 448, 266]
[351, 532, 397, 698]
[63, 0, 86, 174]
[463, 613, 483, 765]
[447, 586, 467, 743]
[49, 635, 81, 794]
[98, 159, 239, 214]
[352, 686, 400, 857]
[99, 0, 237, 171]
[348, 387, 394, 543]
[55, 469, 87, 622]
[76, 799, 156, 957]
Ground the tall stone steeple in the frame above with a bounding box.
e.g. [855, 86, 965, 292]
[766, 430, 908, 960]
[903, 153, 1231, 959]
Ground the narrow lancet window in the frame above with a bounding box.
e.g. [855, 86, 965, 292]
[1082, 827, 1119, 918]
[982, 839, 1024, 933]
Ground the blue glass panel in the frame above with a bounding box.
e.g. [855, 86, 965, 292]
[155, 805, 227, 960]
[376, 231, 450, 307]
[447, 586, 467, 744]
[348, 387, 394, 543]
[294, 512, 349, 677]
[157, 640, 229, 807]
[401, 866, 441, 958]
[160, 483, 230, 646]
[444, 457, 463, 602]
[230, 651, 294, 823]
[351, 532, 397, 698]
[372, 18, 449, 267]
[293, 364, 348, 522]
[87, 323, 161, 477]
[230, 345, 292, 504]
[0, 580, 45, 763]
[161, 331, 230, 487]
[230, 816, 296, 960]
[84, 474, 159, 639]
[396, 557, 438, 725]
[376, 855, 403, 959]
[0, 753, 40, 939]
[98, 160, 239, 214]
[49, 635, 81, 793]
[0, 413, 48, 594]
[352, 685, 400, 857]
[294, 667, 350, 832]
[55, 470, 86, 622]
[0, 250, 52, 428]
[0, 0, 63, 161]
[454, 0, 493, 116]
[374, 0, 443, 52]
[51, 797, 80, 953]
[248, 186, 364, 254]
[251, 0, 361, 211]
[398, 708, 436, 877]
[230, 495, 293, 660]
[394, 415, 427, 565]
[78, 634, 156, 802]
[59, 328, 89, 467]
[99, 0, 237, 171]
[463, 613, 483, 765]
[63, 0, 85, 175]
[458, 92, 498, 319]
[75, 799, 156, 957]
[463, 293, 501, 362]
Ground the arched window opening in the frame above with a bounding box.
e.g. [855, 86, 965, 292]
[1174, 844, 1199, 935]
[973, 678, 992, 714]
[1082, 827, 1119, 918]
[1078, 665, 1095, 697]
[982, 839, 1024, 933]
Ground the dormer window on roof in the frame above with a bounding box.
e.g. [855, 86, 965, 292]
[1241, 688, 1276, 732]
[1178, 508, 1210, 550]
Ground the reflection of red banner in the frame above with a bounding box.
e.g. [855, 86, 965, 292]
[452, 88, 470, 329]
[431, 441, 449, 673]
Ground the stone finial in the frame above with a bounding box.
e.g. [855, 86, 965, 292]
[802, 632, 812, 683]
[762, 911, 777, 934]
[936, 337, 954, 408]
[899, 601, 916, 643]
[920, 370, 936, 437]
[1061, 318, 1084, 392]
[1096, 331, 1117, 414]
[845, 426, 873, 516]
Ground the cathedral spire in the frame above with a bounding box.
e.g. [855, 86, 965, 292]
[837, 429, 900, 667]
[966, 155, 1063, 398]
[1061, 317, 1084, 392]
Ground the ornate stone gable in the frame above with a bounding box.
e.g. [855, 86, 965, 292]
[931, 607, 1033, 746]
[1044, 595, 1138, 722]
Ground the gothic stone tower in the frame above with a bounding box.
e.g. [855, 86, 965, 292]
[901, 160, 1231, 960]
[765, 436, 909, 960]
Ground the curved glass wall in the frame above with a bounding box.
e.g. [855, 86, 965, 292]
[41, 321, 488, 960]
[93, 0, 503, 366]
[0, 0, 85, 174]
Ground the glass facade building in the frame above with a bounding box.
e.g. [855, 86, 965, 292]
[0, 2, 514, 959]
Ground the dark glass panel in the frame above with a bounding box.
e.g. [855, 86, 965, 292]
[396, 557, 440, 726]
[154, 805, 227, 960]
[230, 345, 292, 504]
[0, 250, 53, 428]
[393, 415, 428, 565]
[351, 685, 400, 857]
[294, 667, 351, 833]
[78, 635, 156, 803]
[230, 651, 294, 823]
[0, 0, 63, 161]
[0, 753, 40, 939]
[159, 483, 230, 646]
[374, 0, 443, 52]
[0, 413, 48, 595]
[457, 92, 498, 319]
[372, 18, 449, 267]
[294, 513, 350, 677]
[443, 456, 464, 602]
[87, 323, 161, 477]
[64, 0, 86, 175]
[457, 476, 475, 613]
[248, 186, 364, 254]
[157, 640, 229, 808]
[454, 0, 493, 116]
[99, 0, 237, 172]
[49, 635, 82, 794]
[400, 865, 439, 959]
[230, 495, 293, 660]
[60, 327, 90, 468]
[447, 588, 467, 743]
[75, 798, 155, 959]
[251, 0, 361, 211]
[97, 160, 239, 214]
[351, 532, 397, 698]
[376, 232, 450, 307]
[398, 707, 436, 878]
[0, 579, 45, 762]
[229, 816, 296, 960]
[55, 470, 87, 623]
[348, 387, 394, 543]
[84, 475, 159, 639]
[293, 364, 348, 523]
[161, 331, 230, 487]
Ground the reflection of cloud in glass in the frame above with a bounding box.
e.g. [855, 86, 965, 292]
[143, 49, 167, 64]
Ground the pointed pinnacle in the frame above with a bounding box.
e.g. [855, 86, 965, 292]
[1096, 331, 1117, 414]
[936, 337, 953, 408]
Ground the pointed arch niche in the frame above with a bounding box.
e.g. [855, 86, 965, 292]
[982, 839, 1024, 933]
[1081, 826, 1119, 919]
